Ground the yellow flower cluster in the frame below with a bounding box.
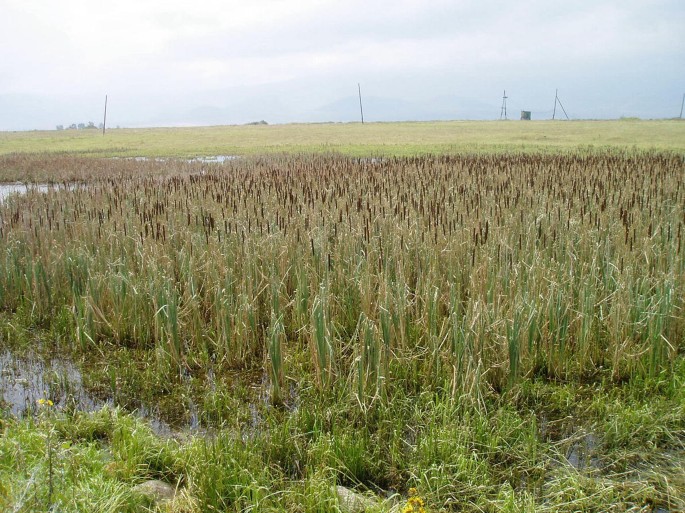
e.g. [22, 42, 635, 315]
[402, 488, 426, 513]
[37, 398, 54, 407]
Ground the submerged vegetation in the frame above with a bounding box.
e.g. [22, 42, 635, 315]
[1, 151, 684, 512]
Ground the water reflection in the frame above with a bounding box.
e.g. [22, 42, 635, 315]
[0, 349, 179, 435]
[0, 349, 105, 417]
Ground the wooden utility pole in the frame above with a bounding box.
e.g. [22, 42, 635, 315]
[680, 93, 684, 119]
[102, 95, 108, 136]
[358, 83, 364, 124]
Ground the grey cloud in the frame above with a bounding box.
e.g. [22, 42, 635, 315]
[0, 0, 683, 129]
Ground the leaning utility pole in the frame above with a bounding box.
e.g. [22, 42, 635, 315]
[102, 95, 108, 136]
[680, 93, 684, 119]
[358, 83, 365, 124]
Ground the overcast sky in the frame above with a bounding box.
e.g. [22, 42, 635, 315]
[1, 0, 683, 130]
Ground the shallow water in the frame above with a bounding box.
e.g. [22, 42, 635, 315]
[113, 155, 239, 164]
[0, 349, 180, 435]
[565, 431, 600, 470]
[0, 183, 79, 204]
[537, 414, 601, 470]
[0, 349, 105, 417]
[0, 183, 50, 203]
[191, 155, 239, 163]
[0, 343, 280, 439]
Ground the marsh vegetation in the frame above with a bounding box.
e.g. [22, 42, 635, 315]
[0, 151, 683, 512]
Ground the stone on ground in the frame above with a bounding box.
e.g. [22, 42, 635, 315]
[132, 479, 177, 504]
[334, 485, 378, 513]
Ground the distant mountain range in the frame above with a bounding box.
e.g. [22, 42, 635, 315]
[0, 91, 680, 131]
[146, 95, 504, 127]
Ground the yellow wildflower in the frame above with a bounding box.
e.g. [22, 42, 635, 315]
[37, 398, 54, 407]
[402, 489, 427, 512]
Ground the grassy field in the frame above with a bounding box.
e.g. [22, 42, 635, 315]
[0, 119, 684, 158]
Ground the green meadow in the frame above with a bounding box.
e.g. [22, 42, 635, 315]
[1, 119, 684, 158]
[0, 121, 684, 512]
